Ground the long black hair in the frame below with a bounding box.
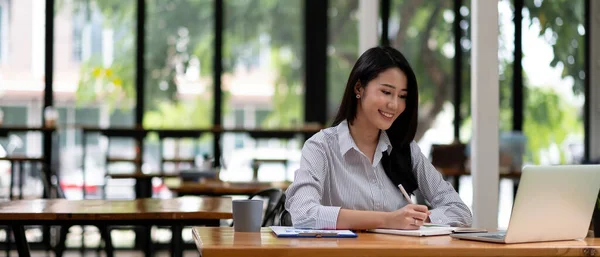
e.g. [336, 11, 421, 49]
[332, 46, 420, 194]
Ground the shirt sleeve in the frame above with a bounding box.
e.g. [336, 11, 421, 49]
[284, 135, 341, 229]
[410, 141, 473, 227]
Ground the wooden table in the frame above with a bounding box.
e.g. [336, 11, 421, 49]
[192, 227, 600, 257]
[0, 197, 232, 257]
[167, 179, 291, 196]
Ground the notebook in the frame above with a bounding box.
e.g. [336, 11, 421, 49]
[368, 226, 456, 237]
[270, 226, 358, 238]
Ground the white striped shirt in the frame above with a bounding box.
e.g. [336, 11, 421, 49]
[285, 120, 472, 229]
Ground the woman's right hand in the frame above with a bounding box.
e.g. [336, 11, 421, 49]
[383, 204, 431, 230]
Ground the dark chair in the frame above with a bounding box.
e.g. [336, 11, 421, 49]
[430, 143, 467, 191]
[279, 209, 293, 227]
[269, 193, 291, 227]
[277, 195, 294, 227]
[430, 143, 467, 176]
[260, 190, 287, 227]
[251, 188, 284, 227]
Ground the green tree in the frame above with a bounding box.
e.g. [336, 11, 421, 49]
[222, 0, 303, 128]
[523, 86, 582, 163]
[524, 0, 586, 95]
[57, 0, 137, 112]
[521, 0, 586, 163]
[327, 0, 359, 119]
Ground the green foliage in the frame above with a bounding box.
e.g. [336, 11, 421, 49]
[520, 0, 586, 163]
[261, 47, 303, 128]
[524, 0, 586, 95]
[461, 0, 585, 164]
[390, 0, 453, 105]
[143, 98, 212, 128]
[523, 86, 582, 163]
[58, 0, 136, 113]
[222, 0, 303, 128]
[327, 0, 359, 121]
[65, 0, 585, 161]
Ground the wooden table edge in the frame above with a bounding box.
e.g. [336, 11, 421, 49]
[0, 212, 233, 221]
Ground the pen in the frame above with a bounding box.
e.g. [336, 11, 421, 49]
[397, 184, 413, 204]
[398, 184, 436, 226]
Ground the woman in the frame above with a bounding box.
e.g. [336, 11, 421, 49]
[285, 46, 472, 230]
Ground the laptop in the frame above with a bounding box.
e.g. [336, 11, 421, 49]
[451, 165, 600, 244]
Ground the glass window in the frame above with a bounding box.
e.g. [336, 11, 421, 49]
[0, 106, 29, 155]
[328, 0, 359, 123]
[460, 0, 514, 139]
[387, 0, 455, 156]
[142, 0, 215, 178]
[255, 109, 270, 126]
[0, 4, 3, 61]
[459, 0, 473, 143]
[220, 0, 303, 182]
[54, 0, 136, 202]
[0, 0, 8, 63]
[522, 0, 585, 165]
[0, 0, 45, 154]
[143, 0, 214, 130]
[0, 0, 46, 241]
[71, 9, 83, 62]
[429, 0, 516, 230]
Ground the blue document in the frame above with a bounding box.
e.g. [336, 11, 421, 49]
[269, 226, 357, 238]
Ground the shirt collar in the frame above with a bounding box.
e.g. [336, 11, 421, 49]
[336, 120, 355, 155]
[378, 129, 393, 154]
[336, 120, 393, 156]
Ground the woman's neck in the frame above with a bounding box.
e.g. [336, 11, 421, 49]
[349, 114, 380, 148]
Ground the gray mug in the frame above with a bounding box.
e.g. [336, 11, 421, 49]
[232, 199, 263, 232]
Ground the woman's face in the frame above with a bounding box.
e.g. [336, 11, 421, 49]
[355, 68, 408, 130]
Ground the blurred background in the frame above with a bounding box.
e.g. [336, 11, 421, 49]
[0, 0, 596, 254]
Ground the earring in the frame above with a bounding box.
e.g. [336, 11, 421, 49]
[356, 94, 361, 99]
